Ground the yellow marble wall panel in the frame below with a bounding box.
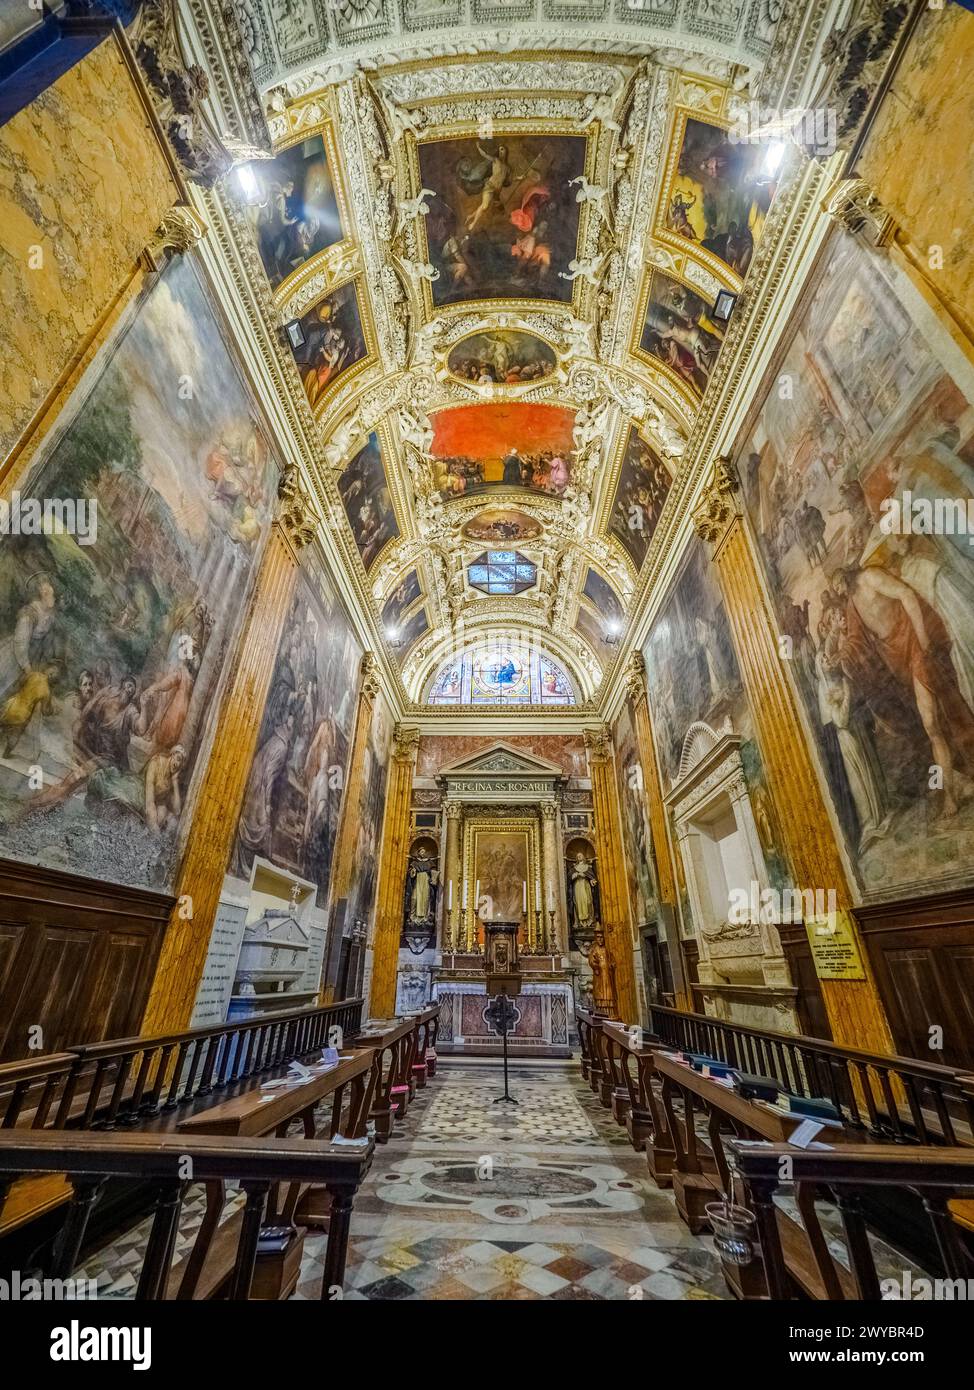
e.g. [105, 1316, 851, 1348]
[857, 4, 974, 344]
[0, 33, 181, 467]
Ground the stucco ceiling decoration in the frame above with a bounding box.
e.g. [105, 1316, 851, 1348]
[208, 0, 803, 707]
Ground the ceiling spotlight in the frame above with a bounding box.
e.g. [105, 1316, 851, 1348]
[385, 625, 404, 648]
[712, 289, 738, 323]
[283, 319, 305, 351]
[234, 162, 262, 204]
[604, 618, 623, 646]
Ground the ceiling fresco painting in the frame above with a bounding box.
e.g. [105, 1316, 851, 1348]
[201, 0, 820, 707]
[661, 116, 781, 279]
[607, 426, 674, 573]
[338, 432, 400, 572]
[446, 329, 557, 386]
[638, 270, 726, 397]
[381, 569, 423, 632]
[291, 278, 369, 411]
[248, 133, 345, 290]
[416, 134, 589, 307]
[430, 402, 575, 501]
[460, 507, 543, 543]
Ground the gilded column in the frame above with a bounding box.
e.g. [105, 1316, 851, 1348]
[584, 727, 638, 1022]
[141, 467, 317, 1036]
[540, 799, 561, 953]
[442, 799, 462, 953]
[692, 460, 894, 1053]
[369, 725, 420, 1019]
[625, 654, 692, 1008]
[322, 652, 382, 998]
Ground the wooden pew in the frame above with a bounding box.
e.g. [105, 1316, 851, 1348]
[656, 1051, 868, 1298]
[732, 1142, 974, 1300]
[351, 1019, 416, 1140]
[599, 1022, 676, 1187]
[0, 1129, 373, 1300]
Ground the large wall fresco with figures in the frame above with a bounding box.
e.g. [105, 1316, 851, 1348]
[0, 259, 277, 889]
[232, 545, 362, 907]
[736, 230, 974, 900]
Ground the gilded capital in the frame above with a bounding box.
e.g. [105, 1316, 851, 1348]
[692, 457, 741, 551]
[276, 464, 319, 551]
[583, 726, 612, 764]
[444, 799, 463, 821]
[393, 724, 421, 763]
[540, 799, 559, 820]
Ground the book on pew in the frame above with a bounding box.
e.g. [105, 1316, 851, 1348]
[684, 1053, 722, 1071]
[731, 1072, 780, 1101]
[774, 1092, 842, 1122]
[701, 1062, 735, 1080]
[257, 1225, 299, 1255]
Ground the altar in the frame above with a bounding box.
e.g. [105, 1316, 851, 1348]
[433, 975, 573, 1057]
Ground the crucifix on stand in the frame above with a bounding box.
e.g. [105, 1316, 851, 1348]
[484, 921, 521, 1105]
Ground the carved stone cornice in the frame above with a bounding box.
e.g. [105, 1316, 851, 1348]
[692, 457, 742, 553]
[393, 724, 421, 764]
[140, 203, 208, 270]
[583, 726, 612, 765]
[814, 0, 913, 144]
[276, 464, 318, 552]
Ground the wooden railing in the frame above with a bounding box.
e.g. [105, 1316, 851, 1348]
[647, 1003, 973, 1145]
[0, 1129, 373, 1299]
[0, 998, 363, 1134]
[731, 1142, 974, 1299]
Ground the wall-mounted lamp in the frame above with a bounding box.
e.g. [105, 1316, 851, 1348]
[712, 289, 738, 324]
[283, 319, 305, 351]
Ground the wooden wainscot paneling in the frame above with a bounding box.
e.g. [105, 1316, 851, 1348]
[0, 858, 173, 1061]
[854, 889, 974, 1072]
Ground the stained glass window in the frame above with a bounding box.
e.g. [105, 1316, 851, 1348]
[467, 550, 537, 596]
[426, 638, 576, 706]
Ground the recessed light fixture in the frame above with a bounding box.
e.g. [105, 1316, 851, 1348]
[604, 617, 623, 646]
[385, 625, 404, 648]
[712, 289, 738, 323]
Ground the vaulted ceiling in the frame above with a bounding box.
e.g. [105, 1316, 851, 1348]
[189, 0, 826, 712]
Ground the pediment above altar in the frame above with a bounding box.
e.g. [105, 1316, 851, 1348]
[437, 743, 564, 800]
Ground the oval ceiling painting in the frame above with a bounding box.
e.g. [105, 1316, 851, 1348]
[447, 330, 557, 386]
[431, 402, 576, 501]
[461, 507, 543, 543]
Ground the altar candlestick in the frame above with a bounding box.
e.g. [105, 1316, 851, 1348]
[462, 878, 467, 909]
[448, 880, 453, 910]
[548, 883, 554, 912]
[535, 880, 541, 912]
[522, 880, 527, 913]
[475, 879, 481, 908]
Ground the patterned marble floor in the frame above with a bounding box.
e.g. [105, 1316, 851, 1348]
[76, 1057, 727, 1301]
[294, 1058, 728, 1301]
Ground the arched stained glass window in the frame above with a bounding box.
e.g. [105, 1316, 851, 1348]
[426, 638, 576, 706]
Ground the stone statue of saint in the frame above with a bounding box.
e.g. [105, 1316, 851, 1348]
[409, 852, 437, 922]
[570, 851, 596, 928]
[588, 929, 610, 1011]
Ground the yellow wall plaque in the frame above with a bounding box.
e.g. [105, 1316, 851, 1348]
[805, 914, 866, 981]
